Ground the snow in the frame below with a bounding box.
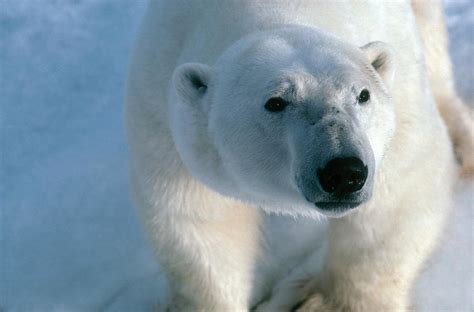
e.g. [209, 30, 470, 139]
[0, 1, 472, 311]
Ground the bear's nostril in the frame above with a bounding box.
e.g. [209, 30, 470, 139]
[318, 157, 368, 195]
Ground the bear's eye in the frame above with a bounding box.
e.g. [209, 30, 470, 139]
[265, 97, 288, 112]
[357, 89, 370, 104]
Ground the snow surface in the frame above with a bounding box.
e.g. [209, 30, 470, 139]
[0, 1, 472, 311]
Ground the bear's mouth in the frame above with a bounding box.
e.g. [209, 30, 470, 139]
[314, 201, 363, 210]
[313, 201, 364, 217]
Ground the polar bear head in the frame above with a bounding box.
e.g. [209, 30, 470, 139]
[170, 26, 396, 218]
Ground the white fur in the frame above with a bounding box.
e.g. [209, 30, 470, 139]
[126, 0, 456, 311]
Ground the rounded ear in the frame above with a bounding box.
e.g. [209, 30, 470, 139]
[172, 62, 212, 105]
[360, 41, 395, 88]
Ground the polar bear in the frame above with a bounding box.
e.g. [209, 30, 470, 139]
[126, 0, 465, 311]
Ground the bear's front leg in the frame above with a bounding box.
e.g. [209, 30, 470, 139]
[296, 173, 453, 312]
[150, 199, 262, 312]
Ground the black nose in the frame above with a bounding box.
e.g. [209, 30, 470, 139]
[318, 157, 368, 195]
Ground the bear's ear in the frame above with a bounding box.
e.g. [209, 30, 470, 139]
[172, 63, 212, 105]
[360, 41, 395, 88]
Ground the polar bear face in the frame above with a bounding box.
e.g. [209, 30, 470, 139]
[170, 26, 395, 218]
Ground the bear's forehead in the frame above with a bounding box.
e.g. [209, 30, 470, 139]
[223, 60, 368, 97]
[236, 38, 361, 70]
[216, 28, 373, 97]
[269, 71, 363, 102]
[225, 39, 367, 82]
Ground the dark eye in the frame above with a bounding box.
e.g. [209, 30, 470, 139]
[264, 97, 288, 112]
[357, 89, 370, 104]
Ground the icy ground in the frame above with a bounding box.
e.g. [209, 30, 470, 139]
[0, 1, 472, 311]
